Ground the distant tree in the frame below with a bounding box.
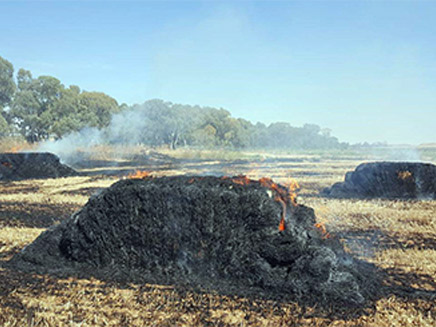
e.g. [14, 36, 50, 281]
[79, 91, 120, 128]
[169, 103, 204, 149]
[221, 118, 252, 148]
[200, 108, 232, 144]
[0, 115, 10, 137]
[302, 123, 321, 135]
[129, 100, 175, 147]
[9, 67, 121, 141]
[49, 85, 82, 138]
[264, 122, 298, 148]
[50, 87, 121, 139]
[16, 69, 32, 90]
[0, 56, 15, 109]
[127, 100, 202, 149]
[321, 128, 332, 137]
[189, 124, 217, 147]
[10, 71, 62, 142]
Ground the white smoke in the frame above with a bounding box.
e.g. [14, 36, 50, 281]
[38, 127, 103, 157]
[37, 104, 154, 164]
[376, 146, 422, 162]
[357, 144, 424, 162]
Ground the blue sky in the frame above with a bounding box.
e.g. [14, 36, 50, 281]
[1, 0, 435, 144]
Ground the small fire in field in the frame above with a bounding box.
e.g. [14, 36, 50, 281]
[1, 161, 12, 168]
[222, 175, 301, 232]
[313, 206, 332, 239]
[230, 175, 331, 237]
[314, 221, 331, 239]
[397, 170, 413, 181]
[7, 144, 31, 153]
[125, 172, 331, 237]
[259, 177, 299, 232]
[230, 175, 251, 186]
[127, 170, 151, 179]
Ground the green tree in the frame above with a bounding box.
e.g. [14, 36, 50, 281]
[79, 92, 120, 128]
[49, 85, 82, 138]
[0, 115, 10, 137]
[50, 88, 120, 139]
[129, 100, 199, 149]
[0, 56, 16, 136]
[189, 124, 217, 147]
[10, 71, 62, 142]
[0, 56, 15, 109]
[16, 69, 32, 91]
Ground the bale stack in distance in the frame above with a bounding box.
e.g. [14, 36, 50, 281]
[322, 162, 436, 199]
[0, 152, 78, 181]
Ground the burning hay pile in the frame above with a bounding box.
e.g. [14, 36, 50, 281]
[0, 152, 78, 181]
[10, 175, 376, 306]
[322, 162, 436, 199]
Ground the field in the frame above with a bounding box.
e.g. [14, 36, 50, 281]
[1, 148, 435, 326]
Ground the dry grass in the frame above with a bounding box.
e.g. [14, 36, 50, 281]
[0, 150, 435, 326]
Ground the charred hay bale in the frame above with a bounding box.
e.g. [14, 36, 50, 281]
[0, 152, 77, 181]
[10, 176, 375, 306]
[322, 162, 436, 199]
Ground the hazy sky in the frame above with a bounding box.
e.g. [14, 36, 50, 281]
[1, 0, 435, 144]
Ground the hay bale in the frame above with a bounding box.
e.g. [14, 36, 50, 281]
[0, 152, 78, 181]
[10, 176, 376, 306]
[322, 162, 436, 199]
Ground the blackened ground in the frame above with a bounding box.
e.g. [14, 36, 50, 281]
[0, 152, 78, 181]
[322, 162, 436, 199]
[9, 176, 379, 307]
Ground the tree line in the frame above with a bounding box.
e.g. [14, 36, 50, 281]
[0, 56, 122, 142]
[0, 56, 346, 150]
[122, 100, 346, 150]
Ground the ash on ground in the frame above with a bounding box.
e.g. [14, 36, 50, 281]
[322, 162, 436, 199]
[0, 152, 78, 181]
[9, 176, 378, 306]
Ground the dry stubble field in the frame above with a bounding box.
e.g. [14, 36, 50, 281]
[0, 148, 435, 326]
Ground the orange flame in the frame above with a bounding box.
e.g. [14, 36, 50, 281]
[197, 175, 300, 232]
[258, 177, 299, 206]
[398, 170, 413, 181]
[314, 222, 331, 239]
[8, 146, 21, 153]
[1, 162, 12, 168]
[128, 170, 151, 179]
[231, 175, 251, 186]
[279, 216, 286, 231]
[226, 176, 290, 231]
[258, 177, 300, 231]
[285, 179, 300, 206]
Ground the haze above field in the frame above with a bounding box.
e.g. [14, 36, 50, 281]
[1, 0, 435, 144]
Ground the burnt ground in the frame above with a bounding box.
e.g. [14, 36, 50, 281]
[65, 150, 336, 180]
[0, 202, 79, 228]
[0, 263, 434, 325]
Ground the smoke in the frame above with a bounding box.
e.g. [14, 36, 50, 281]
[37, 105, 153, 164]
[368, 146, 423, 162]
[384, 147, 422, 162]
[38, 127, 103, 160]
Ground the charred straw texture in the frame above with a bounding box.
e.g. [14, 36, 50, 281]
[322, 162, 436, 199]
[10, 176, 377, 306]
[0, 152, 77, 181]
